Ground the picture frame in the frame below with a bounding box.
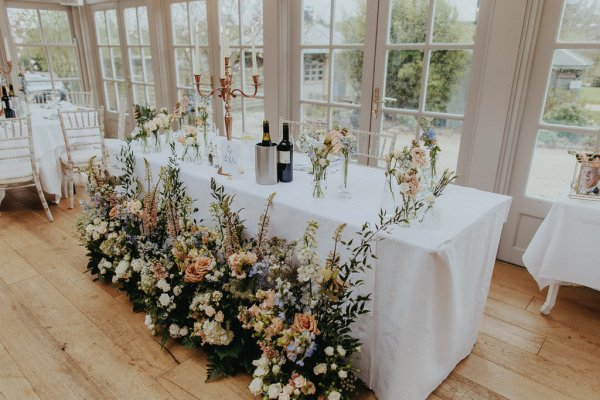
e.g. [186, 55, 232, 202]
[569, 152, 600, 201]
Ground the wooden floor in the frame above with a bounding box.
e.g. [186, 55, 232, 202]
[1, 188, 600, 400]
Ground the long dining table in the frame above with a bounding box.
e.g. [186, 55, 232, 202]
[106, 140, 512, 400]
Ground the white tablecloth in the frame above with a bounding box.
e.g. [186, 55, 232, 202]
[523, 196, 600, 291]
[107, 141, 511, 400]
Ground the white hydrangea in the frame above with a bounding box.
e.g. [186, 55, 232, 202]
[131, 258, 144, 272]
[114, 259, 131, 281]
[197, 320, 233, 345]
[338, 370, 348, 379]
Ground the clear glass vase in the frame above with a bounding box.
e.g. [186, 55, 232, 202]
[337, 153, 351, 199]
[312, 162, 328, 199]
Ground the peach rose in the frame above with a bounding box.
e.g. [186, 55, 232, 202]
[109, 206, 118, 219]
[151, 262, 168, 279]
[227, 252, 257, 279]
[292, 313, 320, 335]
[184, 256, 215, 283]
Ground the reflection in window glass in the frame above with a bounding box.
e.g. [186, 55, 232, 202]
[41, 10, 71, 44]
[527, 130, 599, 199]
[302, 103, 328, 124]
[331, 107, 360, 129]
[542, 49, 600, 128]
[382, 112, 417, 150]
[302, 51, 329, 102]
[332, 50, 362, 105]
[7, 8, 41, 44]
[49, 48, 79, 78]
[388, 0, 428, 44]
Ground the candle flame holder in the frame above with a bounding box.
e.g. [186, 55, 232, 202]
[194, 56, 260, 141]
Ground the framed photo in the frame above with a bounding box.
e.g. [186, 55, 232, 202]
[570, 152, 600, 201]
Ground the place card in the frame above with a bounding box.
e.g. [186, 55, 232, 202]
[219, 136, 241, 176]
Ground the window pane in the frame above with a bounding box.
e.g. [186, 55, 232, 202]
[175, 48, 193, 87]
[41, 10, 71, 44]
[332, 49, 362, 105]
[228, 49, 243, 92]
[244, 98, 264, 133]
[132, 84, 146, 105]
[16, 46, 49, 74]
[331, 107, 360, 129]
[142, 47, 153, 83]
[385, 50, 423, 110]
[432, 118, 462, 172]
[111, 47, 124, 80]
[117, 82, 127, 110]
[146, 86, 156, 107]
[106, 9, 120, 46]
[220, 0, 240, 46]
[95, 12, 108, 45]
[171, 2, 191, 45]
[526, 130, 598, 199]
[129, 48, 143, 82]
[189, 1, 209, 45]
[432, 0, 478, 44]
[241, 0, 263, 45]
[230, 98, 243, 135]
[49, 47, 79, 79]
[138, 7, 150, 46]
[124, 8, 140, 46]
[302, 50, 329, 102]
[425, 50, 472, 114]
[542, 49, 600, 128]
[104, 81, 117, 111]
[558, 0, 600, 42]
[333, 0, 366, 45]
[100, 47, 113, 79]
[62, 80, 82, 93]
[302, 0, 331, 45]
[243, 48, 263, 95]
[7, 8, 41, 44]
[388, 0, 428, 44]
[301, 103, 328, 124]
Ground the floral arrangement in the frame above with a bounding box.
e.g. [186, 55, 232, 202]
[77, 143, 404, 398]
[173, 95, 189, 127]
[384, 133, 456, 224]
[132, 105, 172, 151]
[177, 125, 201, 163]
[297, 124, 352, 198]
[418, 117, 440, 177]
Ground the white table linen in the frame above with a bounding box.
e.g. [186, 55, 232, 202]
[107, 141, 511, 400]
[523, 196, 600, 291]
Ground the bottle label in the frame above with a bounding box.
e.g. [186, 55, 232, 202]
[278, 150, 290, 164]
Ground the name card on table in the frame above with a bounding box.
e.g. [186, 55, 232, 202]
[219, 136, 241, 176]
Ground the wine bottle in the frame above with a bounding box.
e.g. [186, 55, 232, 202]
[277, 122, 293, 182]
[2, 86, 15, 118]
[261, 120, 272, 146]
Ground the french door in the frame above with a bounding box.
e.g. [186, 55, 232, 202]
[90, 0, 162, 133]
[291, 0, 489, 174]
[498, 0, 600, 265]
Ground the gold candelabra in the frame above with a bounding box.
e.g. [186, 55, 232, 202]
[194, 57, 260, 141]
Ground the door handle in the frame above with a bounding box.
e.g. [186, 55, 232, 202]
[372, 87, 385, 118]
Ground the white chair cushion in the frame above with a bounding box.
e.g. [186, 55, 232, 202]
[0, 159, 33, 182]
[60, 148, 103, 165]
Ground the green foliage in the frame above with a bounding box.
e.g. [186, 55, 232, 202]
[336, 0, 470, 112]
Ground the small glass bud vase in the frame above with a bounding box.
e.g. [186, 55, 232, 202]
[337, 152, 351, 199]
[312, 161, 328, 199]
[151, 132, 162, 153]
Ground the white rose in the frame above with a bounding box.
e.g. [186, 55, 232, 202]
[331, 363, 337, 370]
[92, 232, 100, 241]
[267, 383, 282, 399]
[169, 324, 180, 337]
[215, 311, 224, 323]
[338, 370, 348, 379]
[336, 345, 346, 356]
[158, 293, 171, 307]
[248, 378, 263, 395]
[254, 366, 267, 377]
[398, 182, 410, 194]
[325, 346, 334, 356]
[173, 286, 182, 296]
[278, 394, 290, 400]
[313, 363, 327, 375]
[328, 391, 341, 400]
[272, 364, 281, 374]
[204, 305, 216, 317]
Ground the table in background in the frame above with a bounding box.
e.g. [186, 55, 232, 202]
[107, 141, 512, 400]
[523, 196, 600, 315]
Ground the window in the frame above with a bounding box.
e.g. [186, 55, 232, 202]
[94, 9, 126, 112]
[219, 0, 264, 135]
[380, 0, 479, 172]
[7, 6, 82, 95]
[124, 6, 155, 107]
[298, 0, 367, 129]
[526, 0, 600, 199]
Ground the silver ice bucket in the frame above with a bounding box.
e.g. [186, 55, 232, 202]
[255, 143, 278, 185]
